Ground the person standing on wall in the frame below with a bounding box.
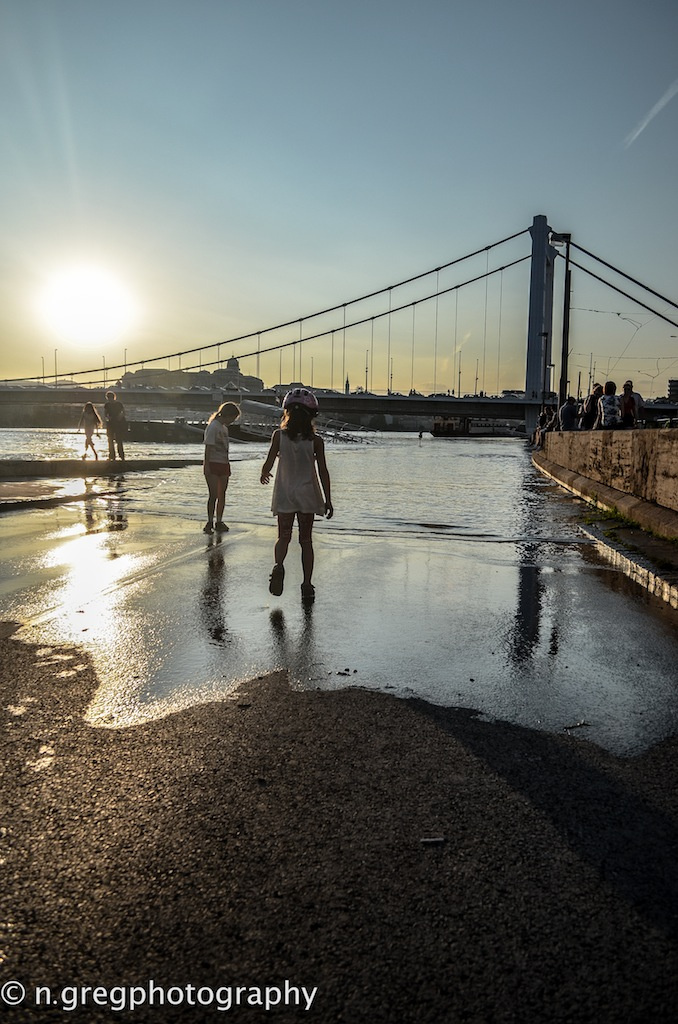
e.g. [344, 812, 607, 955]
[619, 381, 639, 428]
[103, 390, 127, 461]
[78, 401, 102, 460]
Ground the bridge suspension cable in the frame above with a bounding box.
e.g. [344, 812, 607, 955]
[21, 227, 530, 384]
[568, 242, 678, 311]
[175, 254, 531, 374]
[567, 260, 678, 331]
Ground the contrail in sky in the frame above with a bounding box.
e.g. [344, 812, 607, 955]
[624, 78, 678, 148]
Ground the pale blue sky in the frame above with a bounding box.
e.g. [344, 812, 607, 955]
[1, 0, 677, 396]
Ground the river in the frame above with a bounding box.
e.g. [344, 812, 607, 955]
[1, 428, 677, 754]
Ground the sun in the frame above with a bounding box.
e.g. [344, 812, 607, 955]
[36, 265, 140, 346]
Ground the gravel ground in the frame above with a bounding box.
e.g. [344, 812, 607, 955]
[2, 628, 678, 1023]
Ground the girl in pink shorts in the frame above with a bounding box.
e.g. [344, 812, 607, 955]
[203, 402, 240, 534]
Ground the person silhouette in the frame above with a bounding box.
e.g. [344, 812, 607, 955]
[260, 388, 333, 603]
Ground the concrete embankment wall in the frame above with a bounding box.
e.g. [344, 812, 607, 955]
[533, 429, 678, 541]
[0, 459, 202, 481]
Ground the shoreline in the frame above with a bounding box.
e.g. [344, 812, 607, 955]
[2, 634, 678, 1021]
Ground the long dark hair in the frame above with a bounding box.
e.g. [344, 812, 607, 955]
[281, 403, 316, 441]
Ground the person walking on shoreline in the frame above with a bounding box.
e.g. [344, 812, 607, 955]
[78, 401, 102, 460]
[260, 388, 333, 604]
[203, 402, 240, 534]
[103, 391, 127, 461]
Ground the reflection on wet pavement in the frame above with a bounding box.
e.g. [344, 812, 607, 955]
[1, 495, 678, 756]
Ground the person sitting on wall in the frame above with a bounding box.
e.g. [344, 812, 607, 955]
[532, 406, 557, 448]
[558, 396, 578, 431]
[596, 381, 622, 429]
[580, 383, 603, 430]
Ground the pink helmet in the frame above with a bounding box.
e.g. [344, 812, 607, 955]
[282, 387, 319, 413]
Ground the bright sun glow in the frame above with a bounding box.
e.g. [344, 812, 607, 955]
[37, 265, 140, 346]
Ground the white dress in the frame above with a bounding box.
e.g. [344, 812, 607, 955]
[271, 433, 325, 516]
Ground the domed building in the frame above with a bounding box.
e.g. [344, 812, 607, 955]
[212, 356, 263, 393]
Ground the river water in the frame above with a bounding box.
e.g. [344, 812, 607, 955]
[1, 428, 677, 754]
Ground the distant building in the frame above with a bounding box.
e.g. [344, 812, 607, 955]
[669, 380, 678, 403]
[212, 356, 264, 393]
[121, 356, 263, 393]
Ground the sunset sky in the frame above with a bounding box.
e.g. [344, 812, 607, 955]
[1, 0, 677, 397]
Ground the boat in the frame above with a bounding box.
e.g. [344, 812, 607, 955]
[431, 415, 525, 438]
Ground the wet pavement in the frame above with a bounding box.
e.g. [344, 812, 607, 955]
[1, 490, 678, 756]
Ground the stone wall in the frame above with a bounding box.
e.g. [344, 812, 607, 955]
[542, 429, 678, 514]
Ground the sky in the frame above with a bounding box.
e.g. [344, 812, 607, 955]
[1, 0, 677, 398]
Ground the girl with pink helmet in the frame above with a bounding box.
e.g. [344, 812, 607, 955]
[260, 388, 333, 603]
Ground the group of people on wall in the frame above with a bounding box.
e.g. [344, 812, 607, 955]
[533, 379, 644, 447]
[77, 391, 127, 461]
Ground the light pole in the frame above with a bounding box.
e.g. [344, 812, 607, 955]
[54, 349, 58, 386]
[551, 231, 571, 407]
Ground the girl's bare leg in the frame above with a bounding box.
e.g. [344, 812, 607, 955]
[298, 513, 315, 585]
[205, 472, 218, 525]
[215, 477, 228, 523]
[274, 513, 295, 566]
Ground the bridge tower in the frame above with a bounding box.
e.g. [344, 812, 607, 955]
[524, 214, 558, 434]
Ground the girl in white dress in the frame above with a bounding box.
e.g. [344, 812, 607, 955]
[260, 388, 333, 602]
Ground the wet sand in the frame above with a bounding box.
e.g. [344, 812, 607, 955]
[2, 629, 678, 1023]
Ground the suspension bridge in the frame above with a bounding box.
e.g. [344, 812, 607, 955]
[3, 215, 678, 434]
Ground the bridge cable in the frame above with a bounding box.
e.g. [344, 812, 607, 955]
[177, 255, 531, 374]
[568, 260, 678, 331]
[29, 228, 530, 383]
[567, 242, 678, 310]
